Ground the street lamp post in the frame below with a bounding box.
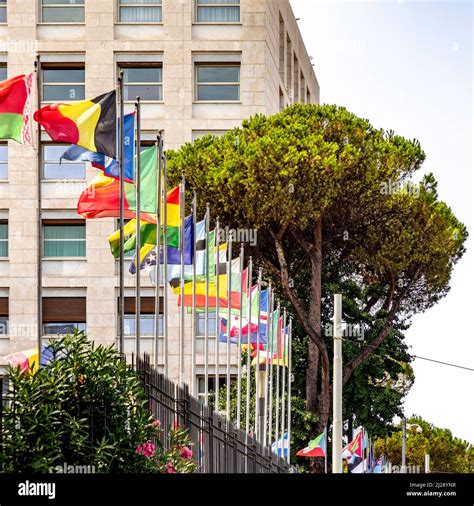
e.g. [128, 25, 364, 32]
[401, 418, 423, 474]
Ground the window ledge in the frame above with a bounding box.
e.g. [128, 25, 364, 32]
[124, 100, 164, 105]
[0, 258, 8, 262]
[193, 22, 242, 26]
[115, 22, 164, 26]
[42, 257, 87, 261]
[37, 22, 85, 26]
[193, 101, 242, 104]
[41, 179, 86, 183]
[0, 334, 9, 339]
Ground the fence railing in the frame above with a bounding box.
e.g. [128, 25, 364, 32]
[136, 355, 295, 474]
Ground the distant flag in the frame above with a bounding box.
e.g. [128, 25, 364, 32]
[34, 90, 117, 158]
[372, 456, 383, 474]
[130, 214, 194, 275]
[61, 112, 135, 182]
[271, 432, 289, 458]
[342, 429, 363, 460]
[0, 73, 33, 144]
[349, 456, 366, 474]
[4, 344, 57, 374]
[107, 185, 180, 256]
[78, 144, 158, 222]
[296, 431, 326, 457]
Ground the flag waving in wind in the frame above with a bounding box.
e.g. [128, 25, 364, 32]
[0, 74, 33, 144]
[296, 431, 326, 457]
[34, 90, 116, 158]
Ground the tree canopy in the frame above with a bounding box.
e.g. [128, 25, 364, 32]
[167, 104, 468, 468]
[375, 416, 474, 473]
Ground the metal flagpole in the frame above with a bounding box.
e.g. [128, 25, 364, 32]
[178, 172, 186, 386]
[263, 281, 271, 446]
[268, 291, 275, 447]
[254, 268, 262, 441]
[34, 58, 43, 361]
[280, 307, 287, 458]
[324, 426, 328, 473]
[236, 244, 244, 428]
[118, 70, 125, 355]
[163, 155, 169, 377]
[225, 235, 232, 420]
[154, 132, 163, 369]
[191, 192, 197, 396]
[274, 302, 281, 451]
[245, 257, 253, 436]
[332, 293, 343, 473]
[214, 218, 220, 411]
[287, 317, 292, 464]
[204, 204, 210, 405]
[134, 98, 141, 360]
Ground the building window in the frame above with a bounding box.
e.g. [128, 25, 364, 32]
[0, 297, 8, 335]
[42, 144, 86, 180]
[197, 374, 236, 401]
[306, 87, 311, 104]
[42, 297, 86, 335]
[196, 0, 240, 23]
[41, 0, 85, 23]
[118, 0, 162, 23]
[120, 296, 163, 335]
[0, 0, 6, 23]
[42, 67, 85, 102]
[0, 144, 7, 179]
[0, 221, 7, 257]
[43, 221, 86, 257]
[124, 315, 163, 336]
[122, 66, 163, 102]
[196, 311, 217, 336]
[0, 65, 6, 82]
[196, 64, 240, 101]
[43, 322, 86, 335]
[192, 130, 228, 141]
[300, 71, 306, 104]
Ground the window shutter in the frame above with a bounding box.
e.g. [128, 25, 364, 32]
[42, 297, 86, 323]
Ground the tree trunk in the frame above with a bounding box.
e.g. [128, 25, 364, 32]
[306, 341, 319, 414]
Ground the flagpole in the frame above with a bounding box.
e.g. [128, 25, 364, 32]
[191, 191, 197, 396]
[214, 218, 220, 411]
[324, 426, 328, 473]
[34, 57, 43, 362]
[280, 307, 287, 457]
[332, 293, 343, 473]
[134, 97, 141, 360]
[118, 70, 125, 355]
[268, 291, 275, 447]
[245, 256, 253, 436]
[225, 235, 232, 420]
[254, 268, 262, 441]
[163, 154, 169, 377]
[263, 281, 271, 446]
[154, 132, 163, 369]
[178, 172, 186, 386]
[287, 317, 292, 464]
[274, 302, 281, 451]
[236, 244, 244, 428]
[204, 204, 210, 405]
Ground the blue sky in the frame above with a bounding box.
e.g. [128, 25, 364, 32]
[290, 0, 473, 443]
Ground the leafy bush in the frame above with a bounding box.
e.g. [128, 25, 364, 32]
[0, 331, 196, 473]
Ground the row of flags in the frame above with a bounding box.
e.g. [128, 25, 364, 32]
[0, 72, 295, 463]
[294, 427, 386, 474]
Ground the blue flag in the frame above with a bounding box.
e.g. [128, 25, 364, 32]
[61, 112, 135, 182]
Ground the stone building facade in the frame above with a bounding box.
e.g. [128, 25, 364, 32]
[0, 0, 318, 392]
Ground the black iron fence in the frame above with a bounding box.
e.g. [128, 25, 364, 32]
[136, 355, 295, 474]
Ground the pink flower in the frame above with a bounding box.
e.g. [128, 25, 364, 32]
[166, 462, 176, 474]
[135, 442, 156, 458]
[181, 446, 193, 460]
[151, 420, 161, 429]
